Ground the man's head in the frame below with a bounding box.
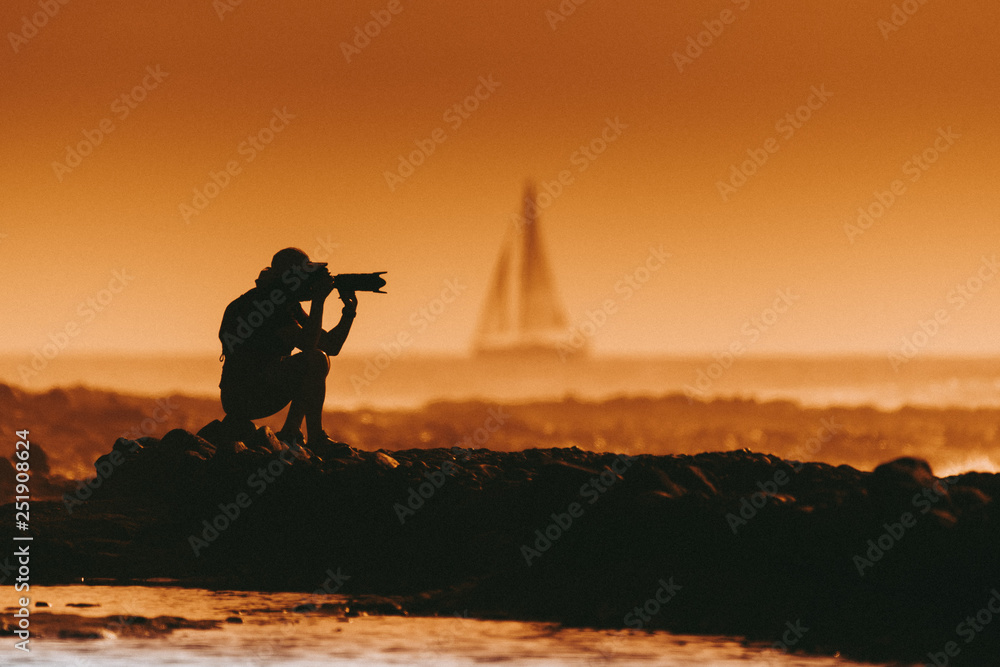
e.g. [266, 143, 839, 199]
[271, 247, 326, 276]
[267, 247, 332, 300]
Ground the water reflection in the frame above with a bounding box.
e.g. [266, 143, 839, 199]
[14, 586, 889, 666]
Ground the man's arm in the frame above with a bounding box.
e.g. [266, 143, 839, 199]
[320, 291, 357, 356]
[278, 274, 336, 352]
[299, 293, 330, 351]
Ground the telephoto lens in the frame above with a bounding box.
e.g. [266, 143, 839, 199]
[333, 272, 387, 293]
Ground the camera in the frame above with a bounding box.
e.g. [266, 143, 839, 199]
[297, 268, 386, 300]
[333, 272, 387, 294]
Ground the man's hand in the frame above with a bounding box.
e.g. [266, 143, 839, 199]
[311, 270, 336, 302]
[339, 289, 358, 315]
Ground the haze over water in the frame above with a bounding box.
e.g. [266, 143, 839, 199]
[6, 353, 1000, 412]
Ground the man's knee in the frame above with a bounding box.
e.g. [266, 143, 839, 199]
[302, 349, 330, 376]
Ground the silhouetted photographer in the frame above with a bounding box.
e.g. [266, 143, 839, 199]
[217, 247, 384, 458]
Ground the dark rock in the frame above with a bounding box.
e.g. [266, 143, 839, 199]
[158, 429, 216, 459]
[198, 417, 255, 447]
[10, 435, 1000, 666]
[872, 456, 938, 491]
[248, 427, 284, 454]
[373, 452, 400, 469]
[310, 439, 358, 461]
[112, 437, 143, 459]
[216, 440, 249, 456]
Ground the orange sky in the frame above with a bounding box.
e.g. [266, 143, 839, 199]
[2, 0, 998, 358]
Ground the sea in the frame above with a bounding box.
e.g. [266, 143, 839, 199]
[4, 353, 1000, 411]
[2, 354, 982, 666]
[17, 586, 883, 666]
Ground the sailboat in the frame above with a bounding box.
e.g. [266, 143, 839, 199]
[473, 182, 586, 358]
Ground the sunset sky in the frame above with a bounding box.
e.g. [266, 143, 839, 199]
[2, 0, 998, 360]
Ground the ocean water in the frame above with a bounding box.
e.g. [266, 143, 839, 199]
[15, 586, 884, 666]
[4, 353, 1000, 411]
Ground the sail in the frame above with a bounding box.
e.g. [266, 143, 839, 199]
[473, 180, 582, 356]
[474, 231, 514, 345]
[518, 183, 568, 334]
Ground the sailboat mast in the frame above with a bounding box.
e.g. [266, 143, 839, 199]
[518, 182, 538, 333]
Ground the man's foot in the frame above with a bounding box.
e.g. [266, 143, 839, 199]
[276, 429, 311, 460]
[276, 429, 305, 447]
[308, 432, 360, 460]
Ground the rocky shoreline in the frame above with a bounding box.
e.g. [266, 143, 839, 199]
[3, 425, 1000, 665]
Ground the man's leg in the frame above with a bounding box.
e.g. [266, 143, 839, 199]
[275, 349, 330, 442]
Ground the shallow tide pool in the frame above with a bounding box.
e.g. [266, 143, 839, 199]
[10, 586, 892, 666]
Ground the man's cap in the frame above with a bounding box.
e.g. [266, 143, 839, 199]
[270, 247, 327, 275]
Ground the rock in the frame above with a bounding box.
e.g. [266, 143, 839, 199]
[36, 601, 50, 607]
[30, 443, 52, 475]
[58, 628, 105, 640]
[0, 458, 14, 504]
[158, 429, 216, 460]
[311, 439, 359, 461]
[347, 597, 407, 616]
[870, 457, 949, 511]
[248, 426, 284, 454]
[0, 383, 22, 411]
[374, 452, 400, 469]
[217, 440, 249, 456]
[225, 616, 244, 624]
[23, 437, 1000, 667]
[872, 456, 937, 490]
[197, 417, 258, 451]
[196, 419, 228, 446]
[112, 437, 143, 458]
[674, 464, 718, 497]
